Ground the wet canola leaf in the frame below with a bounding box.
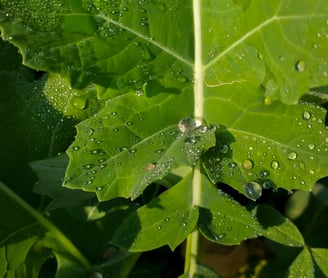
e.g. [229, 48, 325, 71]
[64, 94, 215, 201]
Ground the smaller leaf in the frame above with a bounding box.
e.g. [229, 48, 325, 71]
[112, 174, 198, 251]
[285, 190, 311, 220]
[199, 177, 263, 245]
[31, 154, 94, 211]
[286, 248, 314, 278]
[311, 248, 328, 276]
[91, 248, 140, 278]
[256, 205, 304, 247]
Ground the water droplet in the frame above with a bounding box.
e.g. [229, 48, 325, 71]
[95, 187, 103, 192]
[111, 111, 118, 116]
[72, 146, 80, 151]
[113, 128, 119, 132]
[259, 170, 270, 178]
[178, 117, 196, 132]
[157, 225, 162, 230]
[164, 217, 170, 222]
[295, 60, 305, 72]
[257, 51, 264, 60]
[82, 164, 93, 170]
[220, 144, 229, 154]
[71, 96, 87, 109]
[128, 148, 137, 154]
[245, 182, 262, 200]
[287, 151, 298, 160]
[270, 160, 279, 170]
[263, 95, 272, 106]
[88, 128, 95, 136]
[242, 159, 254, 170]
[308, 144, 315, 150]
[135, 89, 143, 96]
[228, 162, 236, 168]
[302, 111, 311, 120]
[182, 222, 187, 227]
[262, 181, 272, 189]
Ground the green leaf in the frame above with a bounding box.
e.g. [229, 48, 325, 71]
[198, 175, 263, 245]
[0, 182, 90, 276]
[256, 204, 304, 247]
[286, 248, 314, 278]
[31, 154, 94, 211]
[91, 248, 140, 278]
[285, 190, 311, 220]
[311, 248, 328, 276]
[112, 173, 199, 251]
[2, 0, 328, 200]
[64, 91, 216, 200]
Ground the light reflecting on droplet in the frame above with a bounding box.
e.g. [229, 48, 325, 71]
[245, 182, 262, 200]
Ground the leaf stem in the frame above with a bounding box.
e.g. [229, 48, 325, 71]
[193, 0, 203, 120]
[184, 229, 199, 277]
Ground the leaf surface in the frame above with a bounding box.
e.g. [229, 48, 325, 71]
[286, 248, 314, 278]
[198, 175, 262, 245]
[311, 248, 328, 276]
[256, 204, 304, 247]
[64, 91, 216, 200]
[112, 173, 198, 251]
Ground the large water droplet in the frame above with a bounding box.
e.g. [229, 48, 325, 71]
[287, 151, 298, 160]
[71, 96, 87, 110]
[178, 117, 196, 132]
[244, 182, 262, 200]
[242, 159, 254, 170]
[302, 111, 311, 120]
[295, 60, 305, 72]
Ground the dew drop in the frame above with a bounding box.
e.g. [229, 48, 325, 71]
[259, 170, 270, 178]
[111, 111, 118, 116]
[263, 95, 272, 106]
[257, 51, 264, 60]
[157, 225, 162, 230]
[242, 159, 254, 170]
[182, 222, 187, 227]
[113, 128, 119, 132]
[72, 146, 80, 151]
[308, 144, 315, 150]
[287, 151, 298, 160]
[95, 187, 103, 192]
[295, 60, 305, 72]
[244, 182, 262, 200]
[71, 96, 87, 110]
[302, 111, 311, 120]
[270, 160, 279, 170]
[135, 89, 143, 96]
[262, 181, 272, 189]
[164, 217, 170, 222]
